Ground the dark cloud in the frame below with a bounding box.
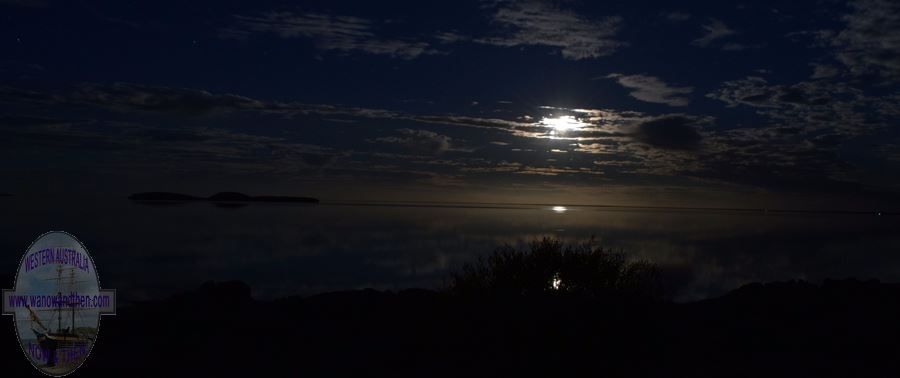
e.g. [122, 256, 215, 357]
[0, 84, 535, 139]
[631, 115, 704, 151]
[69, 83, 264, 115]
[810, 63, 840, 79]
[222, 12, 437, 59]
[136, 128, 213, 142]
[0, 60, 45, 76]
[708, 77, 836, 108]
[372, 128, 453, 155]
[664, 11, 692, 22]
[0, 115, 73, 127]
[811, 133, 845, 147]
[833, 0, 900, 80]
[300, 153, 339, 168]
[707, 76, 895, 140]
[566, 130, 627, 139]
[0, 109, 342, 178]
[0, 0, 46, 7]
[880, 144, 900, 163]
[411, 115, 529, 132]
[475, 0, 625, 60]
[691, 148, 860, 193]
[0, 86, 59, 106]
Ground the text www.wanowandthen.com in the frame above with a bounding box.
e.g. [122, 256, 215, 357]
[8, 293, 111, 309]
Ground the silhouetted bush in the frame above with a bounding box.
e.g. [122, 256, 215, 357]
[450, 237, 662, 300]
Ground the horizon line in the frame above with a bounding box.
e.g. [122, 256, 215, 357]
[322, 199, 897, 216]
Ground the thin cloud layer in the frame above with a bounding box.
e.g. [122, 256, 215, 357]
[691, 19, 735, 48]
[606, 74, 694, 107]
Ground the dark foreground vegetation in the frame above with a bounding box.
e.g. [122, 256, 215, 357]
[451, 238, 663, 300]
[3, 239, 900, 377]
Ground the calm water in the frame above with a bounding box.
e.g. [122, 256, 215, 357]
[2, 197, 899, 301]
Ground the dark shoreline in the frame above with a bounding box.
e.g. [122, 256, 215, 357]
[4, 278, 900, 377]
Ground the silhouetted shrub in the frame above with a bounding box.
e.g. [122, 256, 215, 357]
[450, 237, 662, 300]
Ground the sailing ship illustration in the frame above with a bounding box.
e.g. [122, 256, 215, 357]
[23, 264, 96, 367]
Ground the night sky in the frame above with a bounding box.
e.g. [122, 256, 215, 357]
[3, 0, 900, 209]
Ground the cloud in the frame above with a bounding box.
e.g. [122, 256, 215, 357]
[434, 31, 467, 44]
[6, 82, 895, 196]
[630, 115, 705, 150]
[606, 74, 694, 107]
[222, 12, 437, 59]
[721, 42, 753, 51]
[706, 77, 835, 108]
[810, 63, 840, 79]
[0, 0, 47, 7]
[691, 128, 863, 193]
[0, 115, 338, 172]
[0, 83, 539, 138]
[664, 11, 692, 22]
[0, 115, 74, 127]
[135, 128, 213, 142]
[67, 83, 265, 115]
[372, 129, 453, 155]
[879, 143, 900, 163]
[299, 153, 340, 167]
[832, 0, 900, 80]
[691, 19, 736, 47]
[707, 76, 898, 140]
[476, 1, 625, 60]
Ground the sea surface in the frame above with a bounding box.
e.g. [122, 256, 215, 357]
[2, 197, 899, 302]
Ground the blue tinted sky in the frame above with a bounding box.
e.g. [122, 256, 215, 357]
[2, 0, 899, 209]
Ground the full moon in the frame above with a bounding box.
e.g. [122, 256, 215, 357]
[541, 115, 585, 133]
